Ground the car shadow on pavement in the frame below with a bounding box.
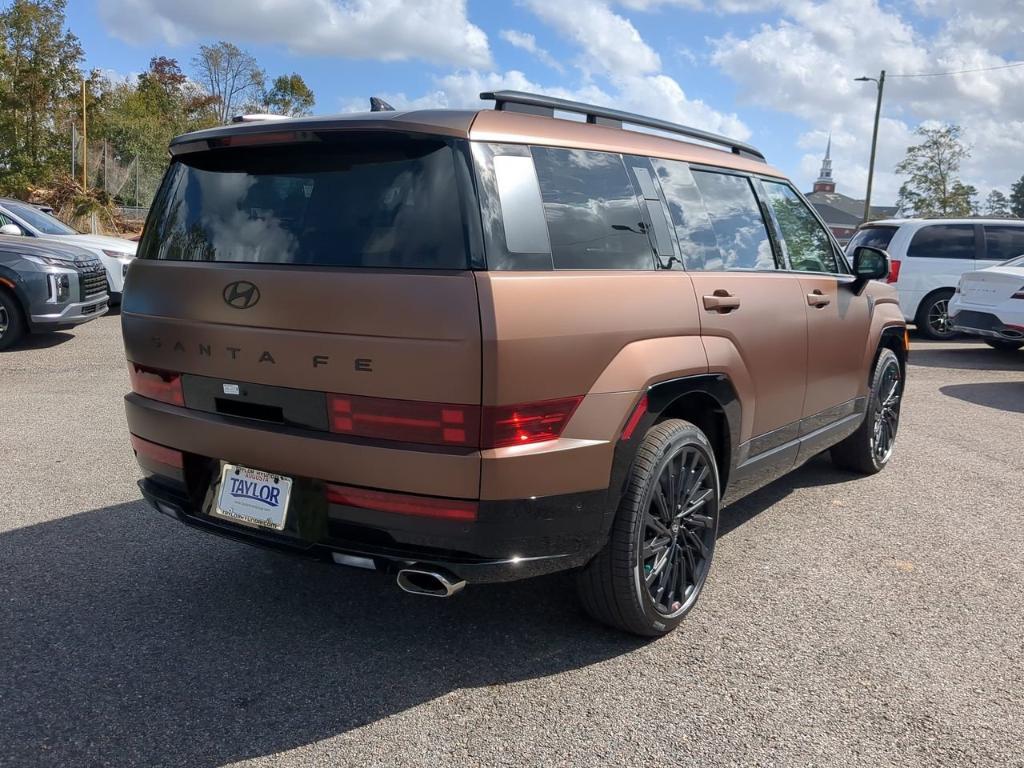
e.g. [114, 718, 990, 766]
[908, 345, 1024, 372]
[940, 381, 1024, 414]
[0, 502, 647, 767]
[10, 331, 76, 351]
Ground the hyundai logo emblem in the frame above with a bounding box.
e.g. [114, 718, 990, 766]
[223, 281, 261, 309]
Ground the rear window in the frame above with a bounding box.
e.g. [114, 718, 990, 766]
[907, 224, 976, 259]
[139, 136, 469, 269]
[983, 225, 1024, 262]
[531, 146, 654, 270]
[847, 225, 897, 252]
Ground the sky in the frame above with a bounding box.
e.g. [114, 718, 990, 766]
[67, 0, 1024, 206]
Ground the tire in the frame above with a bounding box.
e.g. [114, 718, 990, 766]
[984, 339, 1023, 352]
[0, 287, 26, 352]
[576, 419, 721, 636]
[831, 347, 903, 475]
[915, 290, 958, 340]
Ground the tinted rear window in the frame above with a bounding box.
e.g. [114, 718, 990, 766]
[907, 224, 976, 259]
[847, 225, 897, 252]
[531, 147, 654, 270]
[983, 225, 1024, 262]
[139, 136, 469, 269]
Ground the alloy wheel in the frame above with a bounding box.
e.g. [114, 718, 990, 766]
[0, 304, 8, 338]
[871, 358, 902, 465]
[927, 298, 952, 337]
[640, 446, 717, 617]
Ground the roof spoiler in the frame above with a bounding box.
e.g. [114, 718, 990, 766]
[480, 90, 765, 162]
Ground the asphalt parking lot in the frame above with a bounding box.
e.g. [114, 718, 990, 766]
[2, 313, 1022, 768]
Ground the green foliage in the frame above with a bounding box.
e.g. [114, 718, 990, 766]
[0, 0, 83, 195]
[261, 73, 315, 116]
[1010, 176, 1024, 218]
[985, 189, 1011, 217]
[895, 125, 977, 217]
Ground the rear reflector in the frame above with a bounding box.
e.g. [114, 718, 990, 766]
[621, 395, 648, 441]
[482, 396, 583, 449]
[328, 394, 480, 447]
[130, 434, 184, 469]
[128, 363, 184, 406]
[886, 259, 901, 284]
[326, 483, 477, 522]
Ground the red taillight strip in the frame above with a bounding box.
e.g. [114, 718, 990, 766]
[128, 363, 185, 406]
[621, 395, 648, 441]
[130, 434, 184, 469]
[481, 396, 583, 449]
[326, 483, 477, 522]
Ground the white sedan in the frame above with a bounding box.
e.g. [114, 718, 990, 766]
[0, 198, 136, 304]
[949, 255, 1024, 351]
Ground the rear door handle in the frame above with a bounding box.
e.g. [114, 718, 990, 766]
[703, 292, 741, 313]
[806, 290, 831, 308]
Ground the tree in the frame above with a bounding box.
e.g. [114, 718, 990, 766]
[895, 125, 976, 218]
[260, 73, 315, 116]
[985, 189, 1011, 217]
[1010, 175, 1024, 218]
[0, 0, 83, 194]
[191, 41, 264, 124]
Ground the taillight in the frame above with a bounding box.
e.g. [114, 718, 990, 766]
[328, 394, 480, 447]
[130, 434, 184, 469]
[326, 483, 477, 522]
[481, 396, 583, 449]
[128, 363, 184, 406]
[886, 259, 901, 284]
[1012, 287, 1024, 300]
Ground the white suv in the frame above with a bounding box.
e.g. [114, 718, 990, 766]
[846, 218, 1024, 339]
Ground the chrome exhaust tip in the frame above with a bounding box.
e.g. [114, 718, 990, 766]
[396, 568, 466, 598]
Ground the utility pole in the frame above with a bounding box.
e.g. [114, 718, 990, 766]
[135, 156, 140, 208]
[81, 78, 88, 190]
[71, 123, 76, 176]
[855, 70, 886, 223]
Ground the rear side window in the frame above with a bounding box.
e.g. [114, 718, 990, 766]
[139, 135, 469, 269]
[983, 225, 1024, 262]
[907, 224, 976, 259]
[531, 147, 654, 270]
[847, 225, 897, 252]
[649, 158, 722, 270]
[690, 170, 777, 270]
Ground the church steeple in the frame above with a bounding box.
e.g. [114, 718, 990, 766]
[813, 133, 836, 194]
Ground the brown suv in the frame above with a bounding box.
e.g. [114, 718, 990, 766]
[123, 91, 906, 636]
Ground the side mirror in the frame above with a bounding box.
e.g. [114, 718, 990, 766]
[851, 245, 889, 291]
[0, 223, 24, 236]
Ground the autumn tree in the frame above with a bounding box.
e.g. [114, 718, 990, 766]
[0, 0, 83, 194]
[258, 73, 315, 116]
[895, 125, 977, 217]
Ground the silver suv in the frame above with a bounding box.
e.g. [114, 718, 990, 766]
[0, 236, 109, 351]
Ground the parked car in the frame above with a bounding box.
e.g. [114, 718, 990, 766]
[122, 91, 906, 636]
[949, 254, 1024, 350]
[0, 197, 136, 304]
[0, 235, 109, 350]
[846, 218, 1024, 340]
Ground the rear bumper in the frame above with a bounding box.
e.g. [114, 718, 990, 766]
[138, 474, 608, 584]
[949, 309, 1024, 341]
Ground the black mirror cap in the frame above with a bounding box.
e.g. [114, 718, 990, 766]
[852, 245, 890, 281]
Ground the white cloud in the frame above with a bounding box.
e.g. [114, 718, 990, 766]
[499, 30, 565, 73]
[710, 0, 1024, 202]
[96, 0, 491, 69]
[523, 0, 661, 77]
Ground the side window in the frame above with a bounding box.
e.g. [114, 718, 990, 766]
[690, 170, 778, 270]
[531, 147, 655, 270]
[983, 225, 1024, 262]
[649, 158, 722, 270]
[761, 180, 839, 273]
[907, 224, 976, 259]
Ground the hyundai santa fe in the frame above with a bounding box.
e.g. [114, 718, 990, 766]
[123, 91, 906, 636]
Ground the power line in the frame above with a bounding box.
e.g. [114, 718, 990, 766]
[889, 60, 1024, 78]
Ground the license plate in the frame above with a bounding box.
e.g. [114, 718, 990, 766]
[213, 463, 292, 531]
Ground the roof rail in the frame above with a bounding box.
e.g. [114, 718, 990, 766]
[479, 90, 765, 162]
